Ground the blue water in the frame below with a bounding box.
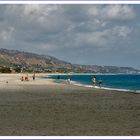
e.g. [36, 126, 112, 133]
[45, 74, 140, 93]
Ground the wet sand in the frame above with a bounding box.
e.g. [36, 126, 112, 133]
[0, 74, 140, 135]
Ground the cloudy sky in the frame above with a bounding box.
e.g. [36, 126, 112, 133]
[0, 4, 140, 69]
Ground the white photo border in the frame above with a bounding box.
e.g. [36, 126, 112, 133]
[0, 0, 139, 139]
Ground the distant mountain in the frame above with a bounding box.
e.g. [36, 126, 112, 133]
[0, 48, 139, 74]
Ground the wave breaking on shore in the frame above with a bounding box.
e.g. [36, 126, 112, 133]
[70, 80, 140, 93]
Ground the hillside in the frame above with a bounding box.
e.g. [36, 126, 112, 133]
[0, 48, 139, 74]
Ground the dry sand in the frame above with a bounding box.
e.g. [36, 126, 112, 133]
[0, 73, 140, 136]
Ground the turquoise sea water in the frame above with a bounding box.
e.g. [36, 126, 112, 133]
[44, 74, 140, 93]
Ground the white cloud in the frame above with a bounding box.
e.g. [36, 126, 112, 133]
[0, 27, 14, 41]
[62, 25, 132, 49]
[112, 26, 132, 37]
[88, 5, 136, 21]
[0, 5, 135, 52]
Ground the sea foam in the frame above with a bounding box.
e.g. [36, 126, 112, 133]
[70, 80, 139, 93]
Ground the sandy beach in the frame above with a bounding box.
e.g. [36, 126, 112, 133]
[0, 73, 140, 136]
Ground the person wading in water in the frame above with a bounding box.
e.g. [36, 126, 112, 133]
[92, 76, 96, 87]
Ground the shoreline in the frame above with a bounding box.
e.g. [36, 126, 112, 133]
[38, 72, 140, 76]
[69, 80, 140, 94]
[0, 73, 140, 135]
[0, 73, 139, 94]
[40, 74, 140, 94]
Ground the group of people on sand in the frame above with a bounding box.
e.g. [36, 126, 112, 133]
[21, 73, 36, 81]
[92, 76, 103, 88]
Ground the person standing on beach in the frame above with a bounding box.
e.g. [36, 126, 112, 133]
[98, 80, 103, 88]
[92, 76, 96, 87]
[57, 76, 60, 80]
[67, 77, 71, 84]
[21, 76, 24, 81]
[32, 73, 35, 80]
